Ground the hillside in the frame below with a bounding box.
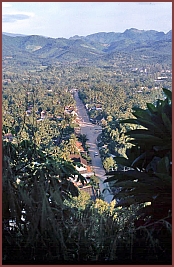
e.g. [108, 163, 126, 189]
[2, 28, 172, 67]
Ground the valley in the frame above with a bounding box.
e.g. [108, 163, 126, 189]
[2, 28, 172, 264]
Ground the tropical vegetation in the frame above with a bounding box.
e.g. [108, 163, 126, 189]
[3, 89, 171, 264]
[2, 29, 172, 264]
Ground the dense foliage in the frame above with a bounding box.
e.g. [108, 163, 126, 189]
[3, 89, 172, 264]
[104, 88, 172, 262]
[2, 29, 172, 264]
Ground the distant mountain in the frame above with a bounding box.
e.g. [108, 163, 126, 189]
[73, 28, 171, 45]
[164, 30, 172, 40]
[2, 32, 27, 37]
[122, 28, 165, 40]
[2, 28, 172, 66]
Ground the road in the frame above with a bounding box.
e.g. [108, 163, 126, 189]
[74, 91, 113, 203]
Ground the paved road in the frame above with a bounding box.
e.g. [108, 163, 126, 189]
[74, 91, 113, 203]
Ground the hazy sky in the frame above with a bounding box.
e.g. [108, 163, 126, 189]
[2, 2, 172, 38]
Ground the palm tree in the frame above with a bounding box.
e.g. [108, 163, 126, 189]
[104, 88, 172, 263]
[78, 134, 88, 149]
[105, 88, 172, 225]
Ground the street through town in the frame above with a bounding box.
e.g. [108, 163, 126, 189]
[73, 91, 113, 203]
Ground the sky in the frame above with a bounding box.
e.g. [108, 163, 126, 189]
[2, 2, 172, 39]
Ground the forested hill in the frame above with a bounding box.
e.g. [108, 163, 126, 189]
[2, 28, 172, 65]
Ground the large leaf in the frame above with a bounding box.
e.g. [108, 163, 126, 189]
[138, 118, 165, 136]
[119, 118, 140, 125]
[111, 156, 131, 167]
[153, 144, 172, 151]
[126, 134, 163, 144]
[125, 129, 154, 136]
[156, 156, 170, 174]
[115, 195, 152, 207]
[131, 151, 154, 169]
[105, 170, 156, 183]
[162, 88, 172, 101]
[146, 103, 157, 113]
[132, 108, 152, 120]
[154, 173, 171, 186]
[110, 91, 172, 227]
[161, 112, 172, 135]
[121, 117, 166, 137]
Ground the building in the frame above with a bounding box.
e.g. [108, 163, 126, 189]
[3, 133, 13, 142]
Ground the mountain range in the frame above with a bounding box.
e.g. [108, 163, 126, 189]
[2, 28, 172, 66]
